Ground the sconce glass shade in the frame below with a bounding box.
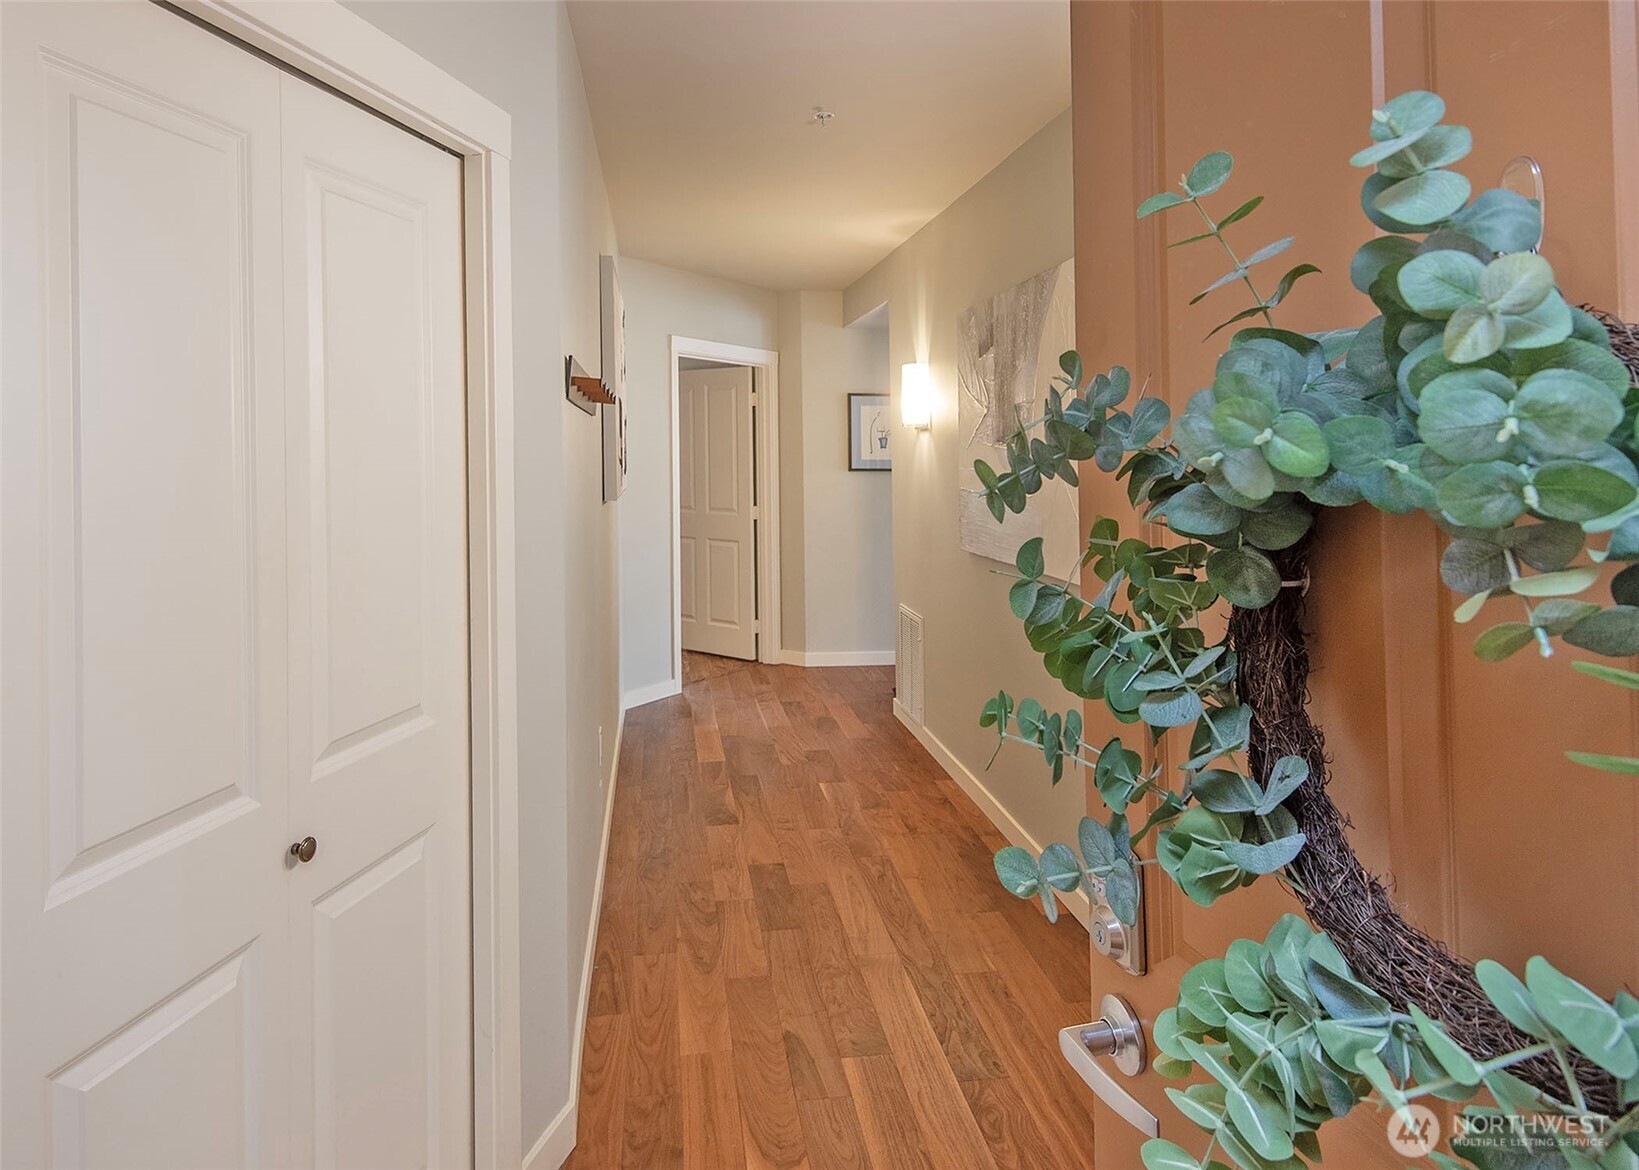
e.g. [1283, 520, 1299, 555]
[901, 362, 932, 429]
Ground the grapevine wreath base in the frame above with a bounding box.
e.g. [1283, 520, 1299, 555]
[1231, 540, 1620, 1113]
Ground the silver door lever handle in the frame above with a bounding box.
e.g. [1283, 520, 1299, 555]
[1057, 994, 1159, 1137]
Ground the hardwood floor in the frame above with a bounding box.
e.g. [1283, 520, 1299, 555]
[682, 649, 756, 686]
[564, 663, 1098, 1170]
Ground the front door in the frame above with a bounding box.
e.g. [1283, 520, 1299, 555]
[0, 6, 471, 1166]
[679, 364, 759, 660]
[1068, 3, 1639, 1167]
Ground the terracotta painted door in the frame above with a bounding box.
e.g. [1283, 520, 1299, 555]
[1068, 2, 1639, 1165]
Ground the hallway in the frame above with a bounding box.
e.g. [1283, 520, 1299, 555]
[566, 664, 1098, 1169]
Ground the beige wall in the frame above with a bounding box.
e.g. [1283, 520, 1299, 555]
[342, 2, 620, 1159]
[777, 291, 894, 658]
[843, 111, 1083, 881]
[619, 259, 779, 698]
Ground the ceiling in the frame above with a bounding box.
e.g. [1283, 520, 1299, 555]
[567, 0, 1070, 291]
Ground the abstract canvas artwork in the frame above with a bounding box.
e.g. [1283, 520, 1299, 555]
[956, 258, 1077, 569]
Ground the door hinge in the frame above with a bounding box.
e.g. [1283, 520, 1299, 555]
[750, 505, 760, 519]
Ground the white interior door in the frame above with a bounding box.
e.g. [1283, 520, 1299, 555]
[2, 6, 292, 1167]
[278, 76, 471, 1170]
[679, 365, 758, 660]
[2, 6, 473, 1168]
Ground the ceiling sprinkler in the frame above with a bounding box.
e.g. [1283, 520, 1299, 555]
[811, 107, 835, 129]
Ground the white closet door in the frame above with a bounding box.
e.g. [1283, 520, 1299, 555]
[679, 365, 758, 660]
[1, 5, 292, 1168]
[278, 75, 472, 1170]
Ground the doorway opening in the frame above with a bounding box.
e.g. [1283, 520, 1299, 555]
[669, 337, 782, 690]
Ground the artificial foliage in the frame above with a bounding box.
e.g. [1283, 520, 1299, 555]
[977, 91, 1639, 1168]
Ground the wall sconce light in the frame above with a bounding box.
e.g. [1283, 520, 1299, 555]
[901, 362, 932, 429]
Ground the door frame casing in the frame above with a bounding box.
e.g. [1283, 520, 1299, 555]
[668, 335, 783, 685]
[172, 4, 521, 1167]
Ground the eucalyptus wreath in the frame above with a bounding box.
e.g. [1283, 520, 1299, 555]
[977, 91, 1639, 1168]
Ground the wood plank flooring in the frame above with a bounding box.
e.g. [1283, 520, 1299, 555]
[564, 663, 1098, 1170]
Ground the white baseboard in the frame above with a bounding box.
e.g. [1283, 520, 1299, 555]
[524, 1100, 576, 1170]
[622, 676, 681, 710]
[782, 648, 895, 667]
[525, 708, 625, 1169]
[892, 699, 1090, 930]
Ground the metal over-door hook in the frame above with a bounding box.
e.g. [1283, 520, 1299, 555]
[1500, 155, 1545, 252]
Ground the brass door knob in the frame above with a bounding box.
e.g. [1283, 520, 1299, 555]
[289, 836, 318, 864]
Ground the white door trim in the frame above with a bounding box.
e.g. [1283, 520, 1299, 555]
[669, 335, 783, 687]
[173, 5, 521, 1167]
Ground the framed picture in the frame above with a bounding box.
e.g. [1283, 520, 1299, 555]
[600, 255, 627, 500]
[848, 393, 891, 471]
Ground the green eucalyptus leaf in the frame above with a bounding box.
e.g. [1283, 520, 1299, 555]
[1207, 547, 1281, 608]
[1398, 250, 1485, 317]
[1441, 539, 1510, 595]
[1454, 590, 1492, 622]
[1307, 959, 1391, 1023]
[1378, 123, 1473, 178]
[1513, 368, 1624, 456]
[1079, 815, 1121, 871]
[1446, 303, 1508, 362]
[1223, 940, 1275, 1014]
[1264, 412, 1330, 478]
[1474, 622, 1537, 661]
[1507, 520, 1587, 571]
[1139, 191, 1189, 219]
[1186, 151, 1234, 197]
[1480, 252, 1556, 315]
[993, 847, 1040, 898]
[1532, 462, 1637, 522]
[1218, 448, 1277, 501]
[1162, 483, 1244, 537]
[1218, 195, 1263, 230]
[1525, 955, 1639, 1079]
[1239, 505, 1313, 551]
[1377, 89, 1446, 139]
[1038, 842, 1082, 893]
[1527, 598, 1600, 634]
[1502, 291, 1574, 350]
[1221, 833, 1307, 875]
[1451, 188, 1543, 253]
[1474, 959, 1555, 1042]
[1508, 566, 1599, 598]
[1142, 689, 1205, 729]
[1268, 263, 1321, 308]
[1438, 461, 1528, 528]
[1563, 606, 1639, 656]
[1409, 1003, 1485, 1085]
[1167, 1085, 1228, 1131]
[1419, 373, 1514, 463]
[1323, 414, 1394, 475]
[1180, 960, 1235, 1028]
[1374, 168, 1472, 226]
[1259, 756, 1310, 812]
[1191, 769, 1265, 815]
[1214, 397, 1278, 447]
[1104, 861, 1140, 926]
[1360, 172, 1425, 234]
[1141, 1139, 1203, 1170]
[1015, 536, 1046, 580]
[1008, 579, 1040, 620]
